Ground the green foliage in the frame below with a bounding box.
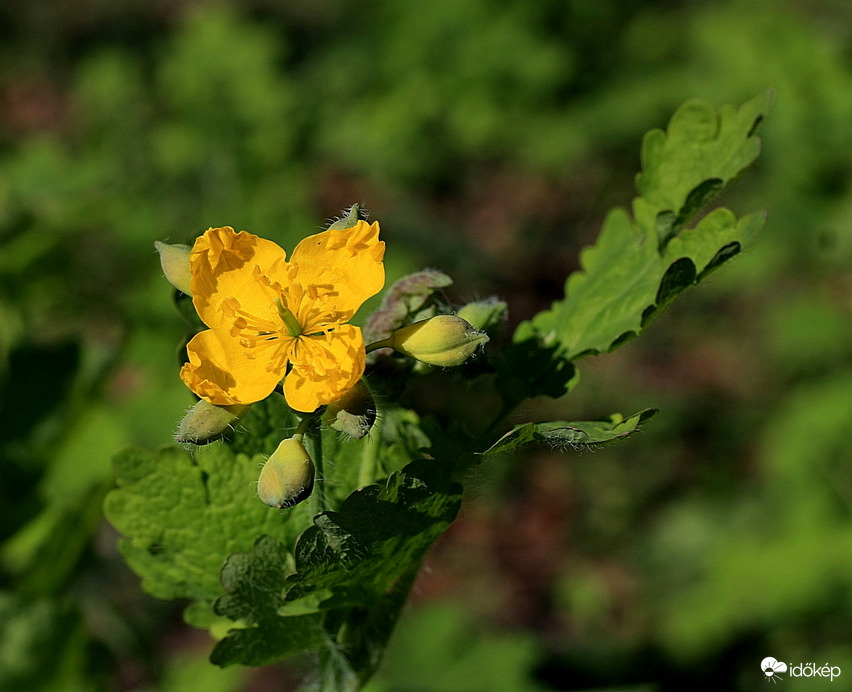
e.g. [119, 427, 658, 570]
[210, 536, 325, 667]
[482, 409, 658, 456]
[6, 1, 852, 689]
[104, 443, 309, 602]
[98, 91, 769, 688]
[104, 383, 458, 684]
[211, 462, 461, 675]
[655, 370, 852, 660]
[522, 92, 770, 362]
[0, 593, 90, 692]
[365, 602, 547, 692]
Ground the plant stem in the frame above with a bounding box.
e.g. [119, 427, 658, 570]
[365, 337, 393, 354]
[301, 415, 324, 515]
[357, 420, 382, 488]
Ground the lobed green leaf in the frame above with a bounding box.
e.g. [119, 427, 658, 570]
[209, 459, 462, 671]
[521, 91, 771, 364]
[104, 443, 312, 603]
[285, 459, 462, 609]
[209, 535, 325, 667]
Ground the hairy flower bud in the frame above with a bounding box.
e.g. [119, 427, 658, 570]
[327, 203, 362, 230]
[154, 241, 193, 295]
[455, 297, 507, 334]
[257, 437, 315, 509]
[176, 399, 248, 444]
[389, 315, 489, 367]
[324, 380, 377, 439]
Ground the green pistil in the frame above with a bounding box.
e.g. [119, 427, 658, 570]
[276, 300, 303, 337]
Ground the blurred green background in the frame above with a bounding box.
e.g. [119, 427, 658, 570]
[2, 0, 852, 690]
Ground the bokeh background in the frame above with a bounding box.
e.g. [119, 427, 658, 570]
[2, 0, 852, 690]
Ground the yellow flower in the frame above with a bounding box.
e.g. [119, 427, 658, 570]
[179, 222, 385, 413]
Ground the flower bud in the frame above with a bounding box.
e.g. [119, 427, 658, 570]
[175, 399, 248, 444]
[363, 269, 453, 345]
[257, 437, 315, 509]
[390, 315, 489, 367]
[455, 297, 507, 334]
[326, 203, 362, 230]
[324, 380, 377, 439]
[154, 241, 193, 295]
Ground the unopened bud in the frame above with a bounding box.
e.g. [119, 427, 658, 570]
[257, 437, 315, 509]
[390, 315, 489, 367]
[456, 297, 507, 334]
[327, 203, 362, 230]
[325, 381, 376, 439]
[155, 241, 193, 295]
[176, 399, 248, 444]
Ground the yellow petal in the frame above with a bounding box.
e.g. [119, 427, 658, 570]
[180, 329, 283, 406]
[190, 226, 288, 331]
[283, 325, 366, 412]
[289, 221, 385, 320]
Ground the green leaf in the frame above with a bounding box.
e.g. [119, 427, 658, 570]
[0, 592, 91, 692]
[285, 459, 462, 609]
[369, 602, 546, 692]
[633, 93, 769, 240]
[103, 443, 313, 602]
[523, 92, 771, 362]
[209, 535, 325, 667]
[209, 459, 461, 673]
[495, 330, 580, 404]
[482, 409, 658, 456]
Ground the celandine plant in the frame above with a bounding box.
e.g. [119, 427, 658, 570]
[106, 92, 771, 690]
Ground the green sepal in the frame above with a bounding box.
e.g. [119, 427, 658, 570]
[327, 203, 363, 230]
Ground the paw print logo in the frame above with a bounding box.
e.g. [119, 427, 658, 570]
[761, 657, 788, 683]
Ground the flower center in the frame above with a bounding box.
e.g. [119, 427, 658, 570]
[276, 299, 303, 337]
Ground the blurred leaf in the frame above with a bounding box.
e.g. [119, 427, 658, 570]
[482, 409, 657, 456]
[367, 602, 547, 692]
[656, 370, 852, 660]
[138, 652, 245, 692]
[0, 593, 90, 692]
[0, 341, 80, 452]
[1, 485, 108, 596]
